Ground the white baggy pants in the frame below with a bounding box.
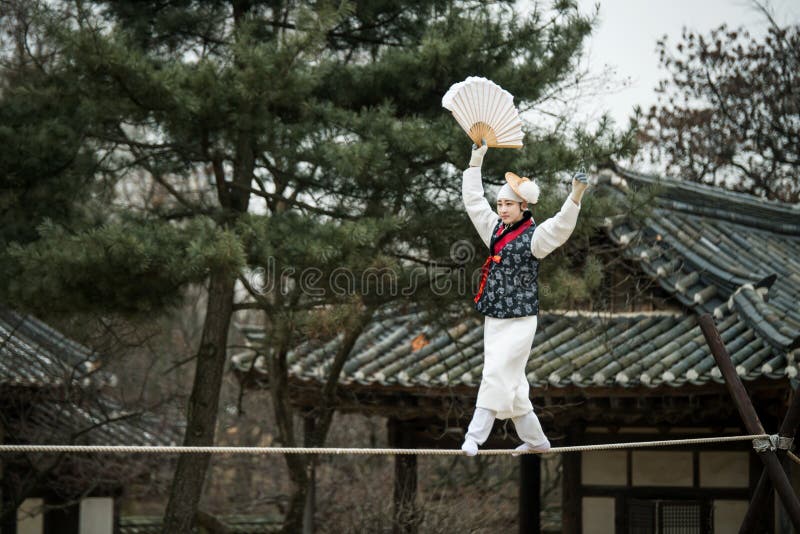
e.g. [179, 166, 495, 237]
[475, 314, 538, 420]
[464, 407, 548, 447]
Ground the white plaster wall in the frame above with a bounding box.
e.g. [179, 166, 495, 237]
[582, 496, 615, 534]
[632, 451, 693, 486]
[17, 498, 44, 534]
[582, 451, 627, 486]
[79, 497, 114, 534]
[713, 500, 748, 533]
[699, 451, 749, 487]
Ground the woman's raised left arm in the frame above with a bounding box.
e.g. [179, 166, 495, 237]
[530, 172, 588, 259]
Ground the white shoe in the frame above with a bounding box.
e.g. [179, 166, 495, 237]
[461, 438, 479, 456]
[511, 439, 551, 457]
[512, 410, 548, 452]
[461, 407, 496, 457]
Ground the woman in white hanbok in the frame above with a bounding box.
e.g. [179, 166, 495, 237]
[461, 141, 588, 456]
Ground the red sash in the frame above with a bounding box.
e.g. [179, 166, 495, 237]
[473, 219, 533, 303]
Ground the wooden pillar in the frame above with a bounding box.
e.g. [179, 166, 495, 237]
[44, 498, 79, 534]
[114, 496, 122, 534]
[0, 419, 4, 534]
[0, 488, 17, 534]
[388, 418, 418, 534]
[303, 463, 316, 534]
[561, 425, 582, 534]
[0, 483, 15, 534]
[519, 454, 541, 534]
[302, 415, 316, 534]
[0, 416, 15, 534]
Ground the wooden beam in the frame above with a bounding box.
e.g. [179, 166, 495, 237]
[581, 486, 749, 500]
[519, 455, 541, 534]
[278, 380, 777, 428]
[698, 314, 800, 532]
[561, 425, 583, 534]
[237, 370, 788, 402]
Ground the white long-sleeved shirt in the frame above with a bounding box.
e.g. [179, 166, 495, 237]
[462, 166, 580, 259]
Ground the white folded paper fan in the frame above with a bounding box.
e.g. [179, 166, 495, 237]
[441, 76, 524, 149]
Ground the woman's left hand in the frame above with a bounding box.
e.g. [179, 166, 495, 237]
[570, 171, 589, 205]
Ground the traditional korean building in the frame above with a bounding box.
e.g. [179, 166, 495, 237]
[233, 168, 800, 534]
[0, 306, 180, 534]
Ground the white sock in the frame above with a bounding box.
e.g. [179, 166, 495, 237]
[461, 407, 496, 456]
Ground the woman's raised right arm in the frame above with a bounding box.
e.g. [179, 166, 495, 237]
[462, 165, 497, 248]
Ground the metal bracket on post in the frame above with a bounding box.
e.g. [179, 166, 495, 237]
[752, 435, 779, 453]
[751, 434, 793, 453]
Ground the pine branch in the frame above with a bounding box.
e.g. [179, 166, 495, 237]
[225, 181, 360, 220]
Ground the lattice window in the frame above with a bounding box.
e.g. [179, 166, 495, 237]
[626, 499, 711, 534]
[659, 501, 702, 533]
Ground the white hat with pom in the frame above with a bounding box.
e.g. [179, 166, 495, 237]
[500, 172, 540, 204]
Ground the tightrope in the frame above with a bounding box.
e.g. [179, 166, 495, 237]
[0, 434, 770, 455]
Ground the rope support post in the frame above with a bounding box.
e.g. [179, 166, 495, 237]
[740, 382, 800, 534]
[698, 314, 800, 533]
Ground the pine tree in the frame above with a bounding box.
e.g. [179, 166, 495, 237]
[1, 1, 636, 531]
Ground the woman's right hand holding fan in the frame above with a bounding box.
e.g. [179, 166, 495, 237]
[470, 139, 488, 168]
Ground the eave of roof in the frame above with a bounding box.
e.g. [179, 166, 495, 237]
[613, 167, 800, 235]
[0, 305, 116, 388]
[235, 308, 796, 393]
[0, 306, 182, 447]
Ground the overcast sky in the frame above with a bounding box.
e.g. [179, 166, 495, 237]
[571, 0, 800, 126]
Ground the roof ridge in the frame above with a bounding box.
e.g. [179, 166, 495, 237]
[611, 167, 800, 216]
[543, 309, 684, 319]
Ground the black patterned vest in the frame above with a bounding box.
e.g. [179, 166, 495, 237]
[474, 212, 540, 318]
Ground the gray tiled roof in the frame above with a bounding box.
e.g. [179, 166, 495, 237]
[1, 305, 180, 447]
[235, 307, 796, 390]
[605, 168, 800, 352]
[0, 305, 115, 388]
[120, 515, 280, 534]
[10, 399, 181, 447]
